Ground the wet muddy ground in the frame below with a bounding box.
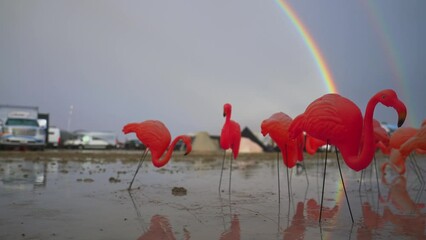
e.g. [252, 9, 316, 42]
[0, 150, 425, 239]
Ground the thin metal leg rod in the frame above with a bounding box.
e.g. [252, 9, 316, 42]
[219, 150, 226, 193]
[277, 151, 281, 203]
[319, 141, 329, 223]
[128, 149, 149, 190]
[336, 149, 354, 223]
[229, 154, 233, 194]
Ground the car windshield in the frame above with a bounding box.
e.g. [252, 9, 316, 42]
[5, 118, 39, 127]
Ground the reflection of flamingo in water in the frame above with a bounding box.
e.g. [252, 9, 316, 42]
[306, 199, 339, 223]
[382, 175, 426, 239]
[357, 174, 426, 239]
[289, 89, 407, 222]
[381, 175, 425, 214]
[137, 215, 178, 240]
[219, 103, 241, 194]
[122, 120, 192, 190]
[283, 202, 306, 239]
[356, 202, 386, 240]
[261, 112, 305, 202]
[283, 200, 339, 239]
[383, 206, 426, 239]
[219, 214, 240, 240]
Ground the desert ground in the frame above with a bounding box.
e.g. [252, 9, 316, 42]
[1, 150, 425, 239]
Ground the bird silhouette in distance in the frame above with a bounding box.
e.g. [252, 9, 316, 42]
[122, 120, 192, 190]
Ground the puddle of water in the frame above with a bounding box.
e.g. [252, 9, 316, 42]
[0, 152, 425, 239]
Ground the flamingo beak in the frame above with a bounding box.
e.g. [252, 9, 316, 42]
[223, 112, 226, 117]
[398, 112, 406, 128]
[395, 100, 407, 128]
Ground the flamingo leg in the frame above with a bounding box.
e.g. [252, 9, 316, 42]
[335, 148, 354, 223]
[302, 160, 309, 187]
[359, 169, 364, 193]
[128, 148, 149, 190]
[285, 144, 291, 203]
[229, 154, 233, 194]
[277, 151, 281, 204]
[373, 155, 381, 197]
[410, 154, 425, 185]
[219, 150, 226, 193]
[319, 141, 328, 223]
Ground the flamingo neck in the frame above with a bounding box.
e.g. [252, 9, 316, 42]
[226, 111, 231, 124]
[152, 136, 186, 168]
[341, 97, 378, 171]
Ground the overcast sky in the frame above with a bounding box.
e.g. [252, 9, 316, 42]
[1, 0, 425, 140]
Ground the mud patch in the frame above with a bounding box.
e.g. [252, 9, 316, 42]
[172, 187, 187, 196]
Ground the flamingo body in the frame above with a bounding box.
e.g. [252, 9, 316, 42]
[261, 112, 303, 168]
[400, 121, 426, 156]
[389, 127, 418, 150]
[381, 126, 420, 174]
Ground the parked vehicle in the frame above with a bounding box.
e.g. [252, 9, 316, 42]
[64, 131, 117, 149]
[124, 139, 146, 150]
[47, 127, 61, 148]
[0, 105, 46, 150]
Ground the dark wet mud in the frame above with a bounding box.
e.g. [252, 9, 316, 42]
[0, 150, 425, 239]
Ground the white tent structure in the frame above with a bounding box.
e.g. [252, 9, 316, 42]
[191, 131, 220, 152]
[239, 137, 263, 153]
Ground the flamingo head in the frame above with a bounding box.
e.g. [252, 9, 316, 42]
[122, 122, 137, 134]
[260, 120, 270, 136]
[223, 103, 232, 117]
[181, 135, 192, 155]
[375, 89, 407, 127]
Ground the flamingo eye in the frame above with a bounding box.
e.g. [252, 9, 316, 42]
[381, 95, 386, 99]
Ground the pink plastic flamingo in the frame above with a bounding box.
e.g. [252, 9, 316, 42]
[219, 103, 241, 193]
[122, 120, 192, 190]
[289, 89, 407, 222]
[261, 112, 304, 201]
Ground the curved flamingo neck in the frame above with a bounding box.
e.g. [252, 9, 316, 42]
[152, 135, 187, 168]
[225, 110, 231, 123]
[340, 97, 378, 171]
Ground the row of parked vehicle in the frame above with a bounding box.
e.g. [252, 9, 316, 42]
[0, 104, 144, 151]
[47, 128, 120, 149]
[47, 128, 146, 150]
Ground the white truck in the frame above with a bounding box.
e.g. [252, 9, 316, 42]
[0, 105, 46, 150]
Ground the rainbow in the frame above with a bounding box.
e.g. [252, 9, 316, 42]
[274, 0, 338, 94]
[362, 1, 417, 127]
